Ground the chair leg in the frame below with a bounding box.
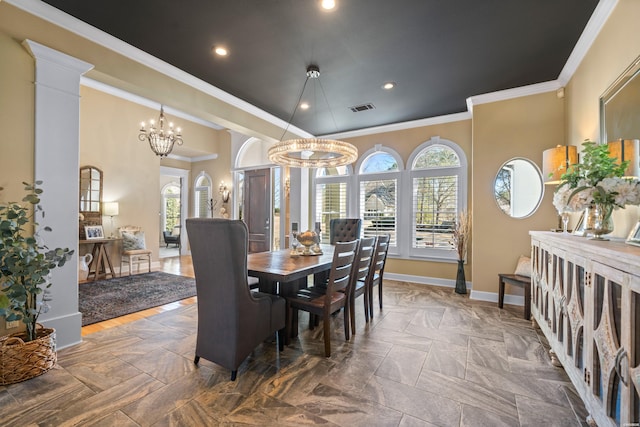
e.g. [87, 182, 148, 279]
[277, 328, 285, 351]
[194, 355, 200, 365]
[379, 281, 383, 309]
[285, 303, 292, 346]
[343, 302, 350, 341]
[364, 288, 370, 322]
[231, 370, 237, 381]
[323, 315, 331, 357]
[349, 295, 356, 336]
[368, 285, 374, 317]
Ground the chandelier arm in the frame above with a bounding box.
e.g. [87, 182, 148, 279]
[316, 77, 340, 134]
[279, 76, 311, 142]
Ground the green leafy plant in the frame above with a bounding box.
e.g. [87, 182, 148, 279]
[0, 182, 73, 342]
[553, 140, 639, 212]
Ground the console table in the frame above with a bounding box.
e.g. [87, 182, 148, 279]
[530, 231, 640, 426]
[79, 238, 119, 281]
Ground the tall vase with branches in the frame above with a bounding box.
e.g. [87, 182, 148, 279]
[452, 210, 471, 294]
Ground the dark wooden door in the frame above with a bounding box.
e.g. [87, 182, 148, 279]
[244, 168, 271, 253]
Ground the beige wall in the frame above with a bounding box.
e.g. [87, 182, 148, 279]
[78, 87, 230, 263]
[1, 1, 639, 330]
[345, 119, 473, 281]
[472, 93, 564, 295]
[565, 0, 640, 238]
[0, 31, 35, 201]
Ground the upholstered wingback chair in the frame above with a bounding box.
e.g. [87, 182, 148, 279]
[185, 218, 286, 381]
[329, 218, 362, 244]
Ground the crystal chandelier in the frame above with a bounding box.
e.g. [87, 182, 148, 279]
[268, 65, 357, 168]
[138, 106, 183, 157]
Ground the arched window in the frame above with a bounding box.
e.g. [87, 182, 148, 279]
[162, 183, 181, 232]
[408, 137, 467, 259]
[356, 147, 403, 249]
[194, 172, 212, 218]
[314, 165, 352, 244]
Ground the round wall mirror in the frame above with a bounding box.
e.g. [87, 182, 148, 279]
[494, 158, 543, 218]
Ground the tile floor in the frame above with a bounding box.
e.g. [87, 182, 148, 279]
[0, 280, 588, 426]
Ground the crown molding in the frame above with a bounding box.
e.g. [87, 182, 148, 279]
[81, 77, 224, 130]
[6, 0, 309, 138]
[164, 153, 219, 163]
[466, 80, 563, 113]
[322, 112, 472, 140]
[558, 0, 618, 85]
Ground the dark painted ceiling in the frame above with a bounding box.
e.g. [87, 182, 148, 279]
[43, 0, 599, 136]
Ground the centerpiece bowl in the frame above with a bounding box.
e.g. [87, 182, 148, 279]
[296, 230, 321, 255]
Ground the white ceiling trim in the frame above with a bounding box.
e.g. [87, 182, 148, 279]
[6, 0, 310, 138]
[81, 77, 224, 130]
[322, 112, 472, 140]
[558, 0, 618, 85]
[7, 0, 617, 143]
[466, 80, 563, 113]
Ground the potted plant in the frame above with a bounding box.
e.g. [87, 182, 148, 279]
[0, 181, 73, 385]
[553, 140, 640, 239]
[452, 210, 471, 294]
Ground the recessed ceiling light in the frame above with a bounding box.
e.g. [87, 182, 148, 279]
[382, 82, 396, 90]
[300, 102, 310, 110]
[320, 0, 336, 11]
[213, 46, 228, 56]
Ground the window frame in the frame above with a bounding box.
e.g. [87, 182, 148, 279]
[161, 182, 181, 233]
[406, 138, 468, 260]
[312, 165, 354, 242]
[355, 147, 404, 256]
[193, 171, 213, 218]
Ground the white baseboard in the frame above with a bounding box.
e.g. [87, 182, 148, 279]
[41, 312, 83, 349]
[385, 272, 471, 289]
[385, 272, 524, 306]
[470, 290, 524, 306]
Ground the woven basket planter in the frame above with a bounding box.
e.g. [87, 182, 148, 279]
[0, 325, 56, 385]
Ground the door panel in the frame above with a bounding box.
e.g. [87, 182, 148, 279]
[244, 169, 271, 253]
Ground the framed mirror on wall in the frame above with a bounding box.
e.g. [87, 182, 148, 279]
[494, 158, 544, 219]
[600, 54, 640, 145]
[79, 165, 103, 239]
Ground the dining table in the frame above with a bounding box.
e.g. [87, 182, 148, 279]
[247, 244, 335, 343]
[247, 244, 334, 295]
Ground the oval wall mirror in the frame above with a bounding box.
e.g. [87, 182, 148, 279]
[494, 158, 543, 218]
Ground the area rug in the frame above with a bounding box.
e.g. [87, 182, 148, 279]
[79, 271, 196, 326]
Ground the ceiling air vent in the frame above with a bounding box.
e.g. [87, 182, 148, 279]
[349, 103, 375, 112]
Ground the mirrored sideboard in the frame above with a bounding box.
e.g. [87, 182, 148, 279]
[530, 231, 640, 426]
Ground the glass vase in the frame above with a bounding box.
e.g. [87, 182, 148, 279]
[588, 203, 614, 241]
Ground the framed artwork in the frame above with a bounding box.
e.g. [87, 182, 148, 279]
[572, 212, 587, 236]
[84, 225, 104, 240]
[626, 221, 640, 247]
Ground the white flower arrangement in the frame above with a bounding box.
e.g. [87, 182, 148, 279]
[552, 141, 640, 213]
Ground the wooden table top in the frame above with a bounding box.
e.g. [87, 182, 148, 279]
[79, 238, 121, 244]
[247, 245, 334, 283]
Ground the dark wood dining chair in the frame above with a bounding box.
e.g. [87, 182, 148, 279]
[185, 218, 286, 381]
[347, 236, 375, 335]
[367, 234, 390, 317]
[285, 240, 358, 357]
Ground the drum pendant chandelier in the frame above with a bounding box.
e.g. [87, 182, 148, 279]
[268, 65, 357, 168]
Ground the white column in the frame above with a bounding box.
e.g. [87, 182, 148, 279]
[23, 40, 94, 349]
